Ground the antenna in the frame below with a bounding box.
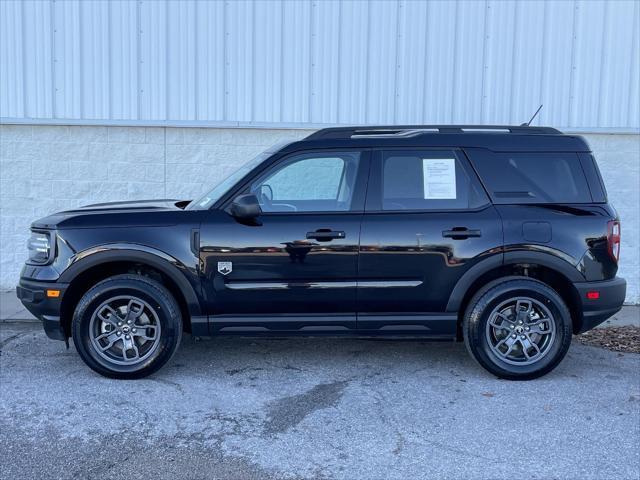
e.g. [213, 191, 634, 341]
[522, 104, 543, 126]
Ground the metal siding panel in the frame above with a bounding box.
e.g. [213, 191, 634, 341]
[281, 0, 311, 123]
[538, 1, 574, 127]
[629, 2, 640, 128]
[109, 0, 138, 120]
[139, 0, 167, 120]
[226, 0, 254, 122]
[598, 1, 637, 127]
[570, 0, 607, 128]
[365, 0, 398, 124]
[395, 0, 428, 124]
[167, 0, 196, 121]
[21, 0, 53, 118]
[0, 1, 25, 118]
[252, 0, 282, 123]
[423, 1, 458, 123]
[451, 0, 485, 124]
[310, 0, 340, 123]
[482, 0, 517, 123]
[52, 0, 81, 119]
[3, 0, 639, 129]
[337, 0, 369, 123]
[509, 1, 545, 125]
[195, 0, 225, 121]
[79, 0, 110, 119]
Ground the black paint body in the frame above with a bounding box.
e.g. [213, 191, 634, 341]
[17, 127, 627, 341]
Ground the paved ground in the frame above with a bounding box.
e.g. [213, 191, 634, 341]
[0, 291, 36, 321]
[1, 322, 639, 480]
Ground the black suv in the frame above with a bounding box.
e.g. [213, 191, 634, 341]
[17, 125, 626, 380]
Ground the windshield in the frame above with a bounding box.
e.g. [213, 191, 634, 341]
[187, 148, 277, 210]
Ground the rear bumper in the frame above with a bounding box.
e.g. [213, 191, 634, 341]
[574, 277, 627, 333]
[16, 279, 69, 341]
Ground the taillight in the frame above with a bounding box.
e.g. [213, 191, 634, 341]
[607, 220, 621, 262]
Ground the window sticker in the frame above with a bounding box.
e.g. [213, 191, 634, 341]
[423, 158, 457, 199]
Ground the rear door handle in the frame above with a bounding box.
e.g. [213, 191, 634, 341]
[306, 229, 346, 241]
[442, 228, 482, 239]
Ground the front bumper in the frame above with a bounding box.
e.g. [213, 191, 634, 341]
[574, 276, 627, 333]
[16, 279, 69, 341]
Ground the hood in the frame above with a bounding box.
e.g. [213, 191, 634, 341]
[32, 199, 190, 229]
[73, 199, 186, 212]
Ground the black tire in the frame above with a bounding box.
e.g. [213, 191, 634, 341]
[463, 276, 572, 380]
[72, 274, 182, 379]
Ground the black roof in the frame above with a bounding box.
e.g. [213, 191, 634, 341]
[281, 125, 591, 153]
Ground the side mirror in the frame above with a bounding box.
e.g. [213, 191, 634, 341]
[230, 194, 262, 219]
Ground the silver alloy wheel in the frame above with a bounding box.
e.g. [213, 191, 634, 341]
[485, 297, 556, 366]
[89, 295, 161, 366]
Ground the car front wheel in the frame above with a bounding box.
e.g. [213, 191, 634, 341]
[463, 277, 572, 380]
[72, 274, 182, 379]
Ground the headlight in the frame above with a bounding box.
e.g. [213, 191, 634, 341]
[27, 231, 52, 264]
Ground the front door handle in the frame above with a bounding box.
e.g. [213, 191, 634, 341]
[442, 227, 482, 239]
[306, 229, 346, 241]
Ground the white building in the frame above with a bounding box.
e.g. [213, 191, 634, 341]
[1, 0, 638, 302]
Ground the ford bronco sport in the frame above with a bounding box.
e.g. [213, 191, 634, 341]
[17, 125, 626, 380]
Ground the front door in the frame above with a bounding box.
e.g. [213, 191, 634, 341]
[357, 148, 502, 335]
[199, 149, 369, 333]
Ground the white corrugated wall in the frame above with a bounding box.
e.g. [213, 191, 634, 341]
[1, 0, 639, 130]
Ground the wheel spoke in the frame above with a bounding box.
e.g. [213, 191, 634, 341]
[95, 330, 115, 342]
[126, 299, 146, 322]
[129, 340, 141, 360]
[121, 337, 140, 361]
[132, 323, 158, 340]
[502, 336, 517, 357]
[529, 319, 552, 334]
[494, 334, 512, 350]
[524, 334, 542, 355]
[526, 313, 550, 325]
[489, 313, 514, 331]
[519, 337, 533, 360]
[97, 306, 120, 327]
[98, 332, 121, 352]
[516, 299, 533, 315]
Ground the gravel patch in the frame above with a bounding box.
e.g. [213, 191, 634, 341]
[577, 326, 640, 353]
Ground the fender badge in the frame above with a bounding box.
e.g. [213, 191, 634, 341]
[217, 261, 232, 275]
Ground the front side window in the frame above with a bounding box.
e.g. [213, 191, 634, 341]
[379, 150, 487, 211]
[251, 152, 361, 213]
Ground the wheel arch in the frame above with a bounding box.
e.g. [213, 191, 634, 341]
[447, 251, 585, 335]
[59, 244, 205, 337]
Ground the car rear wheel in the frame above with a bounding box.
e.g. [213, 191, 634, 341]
[72, 274, 182, 379]
[463, 277, 572, 380]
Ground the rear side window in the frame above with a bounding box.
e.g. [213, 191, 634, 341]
[378, 150, 488, 211]
[470, 151, 592, 204]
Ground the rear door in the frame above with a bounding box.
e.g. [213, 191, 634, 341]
[357, 148, 502, 334]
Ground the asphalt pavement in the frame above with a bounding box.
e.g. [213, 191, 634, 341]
[1, 321, 639, 480]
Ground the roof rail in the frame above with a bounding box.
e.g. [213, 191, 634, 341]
[305, 125, 562, 140]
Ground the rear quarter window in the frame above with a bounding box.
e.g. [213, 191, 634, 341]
[469, 151, 592, 204]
